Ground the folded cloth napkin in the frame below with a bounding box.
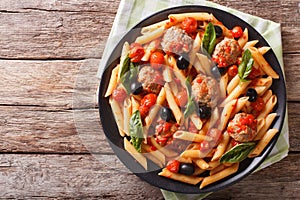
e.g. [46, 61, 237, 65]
[98, 0, 289, 199]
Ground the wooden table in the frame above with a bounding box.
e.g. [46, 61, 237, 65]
[1, 0, 299, 199]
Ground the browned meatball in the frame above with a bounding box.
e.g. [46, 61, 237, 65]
[212, 38, 242, 67]
[227, 113, 258, 142]
[191, 74, 220, 107]
[161, 26, 193, 54]
[137, 66, 163, 94]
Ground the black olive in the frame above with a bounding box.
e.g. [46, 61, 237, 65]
[198, 105, 211, 119]
[211, 65, 227, 78]
[179, 163, 195, 176]
[214, 25, 223, 38]
[130, 82, 143, 95]
[246, 88, 258, 102]
[176, 54, 190, 70]
[160, 107, 175, 122]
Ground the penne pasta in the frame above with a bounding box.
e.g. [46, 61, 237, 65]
[249, 129, 278, 157]
[159, 168, 203, 185]
[135, 26, 165, 44]
[173, 131, 212, 143]
[124, 137, 147, 169]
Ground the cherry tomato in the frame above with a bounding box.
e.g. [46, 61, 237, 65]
[175, 90, 188, 107]
[150, 51, 165, 69]
[166, 160, 180, 173]
[228, 65, 238, 77]
[181, 17, 198, 34]
[139, 93, 157, 118]
[112, 88, 127, 103]
[129, 43, 145, 62]
[251, 97, 265, 112]
[231, 26, 243, 39]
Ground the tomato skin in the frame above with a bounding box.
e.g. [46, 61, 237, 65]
[150, 51, 165, 69]
[112, 88, 127, 103]
[139, 93, 157, 118]
[247, 66, 261, 79]
[129, 43, 145, 62]
[231, 139, 240, 147]
[181, 17, 198, 34]
[199, 140, 211, 153]
[166, 160, 180, 173]
[228, 65, 238, 77]
[231, 26, 243, 39]
[175, 90, 188, 107]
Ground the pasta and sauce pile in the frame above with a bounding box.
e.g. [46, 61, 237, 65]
[104, 12, 279, 189]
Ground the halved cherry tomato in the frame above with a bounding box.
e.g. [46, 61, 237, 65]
[139, 93, 157, 118]
[112, 88, 127, 103]
[228, 65, 238, 77]
[199, 140, 211, 153]
[231, 139, 240, 147]
[166, 160, 180, 173]
[231, 26, 243, 39]
[150, 51, 165, 69]
[175, 90, 188, 107]
[129, 43, 145, 62]
[181, 17, 198, 34]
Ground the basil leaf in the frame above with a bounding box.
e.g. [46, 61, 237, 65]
[184, 77, 196, 119]
[202, 23, 217, 55]
[238, 49, 254, 82]
[220, 142, 256, 163]
[120, 55, 139, 93]
[129, 110, 144, 153]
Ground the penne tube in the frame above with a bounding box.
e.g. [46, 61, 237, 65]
[180, 150, 210, 159]
[123, 98, 132, 136]
[193, 158, 210, 170]
[220, 73, 229, 100]
[238, 28, 248, 48]
[190, 113, 203, 130]
[142, 143, 165, 167]
[254, 113, 277, 140]
[211, 131, 230, 161]
[135, 26, 165, 44]
[243, 40, 259, 50]
[226, 74, 240, 94]
[159, 168, 203, 185]
[199, 163, 239, 189]
[188, 32, 202, 71]
[150, 137, 178, 158]
[248, 129, 278, 157]
[230, 96, 249, 118]
[207, 160, 220, 170]
[262, 89, 273, 103]
[196, 53, 213, 76]
[131, 96, 140, 113]
[173, 131, 213, 143]
[141, 40, 159, 61]
[141, 19, 169, 34]
[209, 164, 226, 176]
[221, 80, 251, 107]
[105, 64, 120, 97]
[165, 83, 182, 123]
[162, 64, 173, 82]
[109, 97, 125, 137]
[257, 95, 277, 119]
[249, 47, 279, 79]
[118, 42, 130, 82]
[218, 99, 237, 131]
[193, 167, 206, 176]
[177, 156, 193, 163]
[124, 138, 147, 169]
[258, 46, 271, 55]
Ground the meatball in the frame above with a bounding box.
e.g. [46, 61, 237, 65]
[212, 38, 242, 67]
[227, 113, 257, 142]
[137, 66, 163, 94]
[191, 74, 220, 107]
[161, 26, 193, 54]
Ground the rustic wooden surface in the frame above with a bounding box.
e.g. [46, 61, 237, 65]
[0, 0, 299, 199]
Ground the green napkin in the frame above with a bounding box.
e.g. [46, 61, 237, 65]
[98, 0, 289, 199]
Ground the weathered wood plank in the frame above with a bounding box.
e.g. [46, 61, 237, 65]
[0, 153, 299, 199]
[0, 0, 298, 59]
[0, 55, 299, 110]
[0, 103, 299, 153]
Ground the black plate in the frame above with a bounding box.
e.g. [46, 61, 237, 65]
[98, 5, 286, 194]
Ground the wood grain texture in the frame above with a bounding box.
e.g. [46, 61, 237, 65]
[0, 0, 299, 59]
[0, 154, 299, 199]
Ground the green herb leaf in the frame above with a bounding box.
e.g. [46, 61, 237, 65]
[183, 77, 196, 119]
[238, 49, 254, 82]
[120, 55, 139, 93]
[201, 23, 217, 55]
[220, 142, 256, 163]
[129, 110, 144, 153]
